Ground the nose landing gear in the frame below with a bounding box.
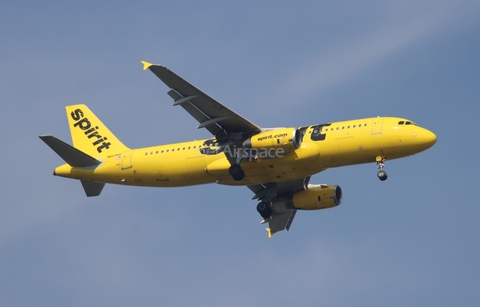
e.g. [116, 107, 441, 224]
[376, 156, 388, 181]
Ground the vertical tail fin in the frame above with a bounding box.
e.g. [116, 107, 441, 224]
[66, 104, 129, 157]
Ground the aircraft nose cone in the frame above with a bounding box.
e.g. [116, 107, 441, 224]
[422, 129, 437, 148]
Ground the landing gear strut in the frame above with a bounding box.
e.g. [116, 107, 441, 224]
[257, 201, 272, 219]
[376, 156, 388, 181]
[229, 164, 245, 181]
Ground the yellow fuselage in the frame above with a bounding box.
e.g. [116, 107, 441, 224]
[54, 117, 437, 187]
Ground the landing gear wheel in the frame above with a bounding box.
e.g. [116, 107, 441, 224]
[376, 156, 388, 181]
[229, 164, 245, 181]
[257, 202, 272, 219]
[377, 170, 388, 181]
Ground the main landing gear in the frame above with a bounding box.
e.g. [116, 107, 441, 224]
[257, 201, 272, 219]
[229, 164, 245, 181]
[376, 156, 388, 181]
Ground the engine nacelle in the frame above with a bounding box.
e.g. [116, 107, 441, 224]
[242, 128, 302, 153]
[289, 184, 342, 210]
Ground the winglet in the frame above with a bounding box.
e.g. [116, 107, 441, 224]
[141, 60, 153, 70]
[266, 228, 273, 238]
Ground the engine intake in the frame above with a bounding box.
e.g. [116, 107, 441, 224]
[242, 128, 302, 153]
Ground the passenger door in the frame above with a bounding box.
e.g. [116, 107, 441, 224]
[121, 150, 133, 169]
[371, 118, 384, 134]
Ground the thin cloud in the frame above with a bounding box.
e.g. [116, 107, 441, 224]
[280, 1, 480, 104]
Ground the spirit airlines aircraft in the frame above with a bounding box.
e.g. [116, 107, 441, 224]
[40, 61, 437, 237]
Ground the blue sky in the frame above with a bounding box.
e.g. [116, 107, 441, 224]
[1, 1, 480, 306]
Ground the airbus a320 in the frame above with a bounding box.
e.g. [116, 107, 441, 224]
[40, 61, 437, 237]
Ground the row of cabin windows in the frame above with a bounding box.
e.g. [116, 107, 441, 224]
[320, 123, 368, 133]
[144, 123, 370, 155]
[145, 145, 205, 155]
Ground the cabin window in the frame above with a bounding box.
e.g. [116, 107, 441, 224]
[353, 125, 356, 128]
[336, 127, 339, 130]
[145, 152, 148, 155]
[342, 127, 344, 129]
[166, 149, 169, 152]
[161, 150, 164, 153]
[156, 151, 158, 154]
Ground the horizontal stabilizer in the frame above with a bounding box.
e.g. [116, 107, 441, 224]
[39, 135, 101, 167]
[81, 179, 105, 197]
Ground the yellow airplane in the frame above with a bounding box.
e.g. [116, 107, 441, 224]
[40, 61, 437, 237]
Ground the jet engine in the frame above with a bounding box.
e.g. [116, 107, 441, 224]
[287, 184, 342, 210]
[242, 128, 302, 153]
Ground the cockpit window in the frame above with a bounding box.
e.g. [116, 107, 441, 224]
[405, 121, 412, 125]
[398, 121, 404, 125]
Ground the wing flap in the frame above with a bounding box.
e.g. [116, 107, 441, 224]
[265, 208, 298, 238]
[167, 89, 224, 136]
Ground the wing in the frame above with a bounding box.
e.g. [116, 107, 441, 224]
[248, 177, 311, 237]
[142, 61, 261, 143]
